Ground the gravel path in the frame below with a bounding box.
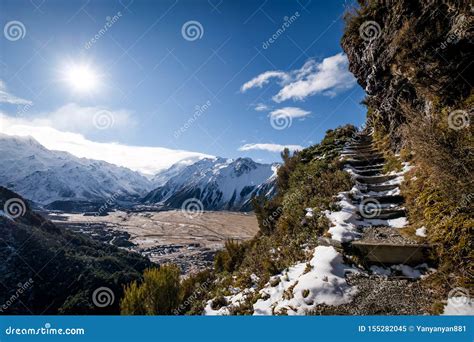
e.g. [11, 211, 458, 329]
[309, 273, 435, 315]
[359, 226, 422, 245]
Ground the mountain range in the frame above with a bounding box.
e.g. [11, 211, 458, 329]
[0, 134, 277, 211]
[144, 157, 278, 211]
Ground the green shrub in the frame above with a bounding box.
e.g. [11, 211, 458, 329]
[214, 240, 247, 273]
[120, 265, 180, 315]
[120, 281, 146, 315]
[178, 270, 214, 314]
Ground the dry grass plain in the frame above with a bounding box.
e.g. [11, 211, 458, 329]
[53, 210, 259, 273]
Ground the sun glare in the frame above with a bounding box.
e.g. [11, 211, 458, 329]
[63, 63, 100, 93]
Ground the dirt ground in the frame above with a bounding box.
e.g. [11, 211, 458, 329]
[52, 210, 259, 273]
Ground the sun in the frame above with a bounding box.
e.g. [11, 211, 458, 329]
[62, 63, 100, 93]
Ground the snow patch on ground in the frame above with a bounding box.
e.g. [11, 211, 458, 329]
[325, 161, 413, 241]
[203, 288, 255, 316]
[357, 216, 408, 228]
[253, 246, 358, 315]
[324, 191, 361, 242]
[443, 297, 474, 315]
[370, 263, 434, 279]
[416, 226, 427, 237]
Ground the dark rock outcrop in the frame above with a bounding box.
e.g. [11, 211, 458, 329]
[341, 0, 473, 149]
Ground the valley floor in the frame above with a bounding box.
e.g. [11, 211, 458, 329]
[50, 210, 259, 274]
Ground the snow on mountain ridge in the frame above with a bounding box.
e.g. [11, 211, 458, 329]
[143, 157, 278, 211]
[0, 133, 153, 204]
[0, 134, 277, 210]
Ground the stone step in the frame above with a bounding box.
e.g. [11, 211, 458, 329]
[347, 143, 374, 149]
[344, 144, 376, 149]
[355, 174, 398, 185]
[349, 137, 372, 143]
[358, 183, 399, 193]
[343, 150, 379, 156]
[349, 241, 432, 266]
[342, 153, 384, 160]
[345, 158, 385, 167]
[352, 169, 383, 177]
[350, 164, 385, 171]
[351, 136, 372, 141]
[356, 207, 406, 220]
[352, 195, 404, 205]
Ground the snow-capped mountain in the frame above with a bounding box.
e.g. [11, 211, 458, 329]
[143, 157, 278, 211]
[150, 157, 203, 187]
[0, 134, 153, 205]
[0, 134, 277, 211]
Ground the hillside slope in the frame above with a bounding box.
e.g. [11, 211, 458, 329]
[0, 186, 151, 314]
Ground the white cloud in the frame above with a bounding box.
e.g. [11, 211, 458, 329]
[269, 107, 310, 120]
[274, 53, 355, 102]
[254, 103, 269, 112]
[29, 103, 136, 134]
[240, 53, 356, 102]
[241, 71, 290, 93]
[0, 80, 32, 105]
[238, 143, 303, 153]
[0, 113, 212, 175]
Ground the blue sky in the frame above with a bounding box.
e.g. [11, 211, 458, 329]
[0, 0, 365, 174]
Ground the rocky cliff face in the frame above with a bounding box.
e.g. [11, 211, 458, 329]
[341, 1, 473, 288]
[342, 0, 473, 149]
